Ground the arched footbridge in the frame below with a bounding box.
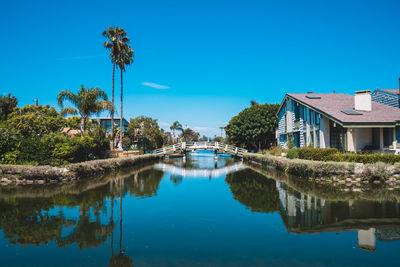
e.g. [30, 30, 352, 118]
[153, 142, 248, 157]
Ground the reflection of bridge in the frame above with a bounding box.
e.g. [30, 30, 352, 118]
[153, 142, 248, 157]
[154, 162, 246, 178]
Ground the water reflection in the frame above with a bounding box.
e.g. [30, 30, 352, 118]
[0, 155, 399, 266]
[226, 168, 400, 252]
[0, 165, 164, 266]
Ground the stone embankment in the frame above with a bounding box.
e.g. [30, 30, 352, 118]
[243, 153, 400, 184]
[0, 154, 162, 185]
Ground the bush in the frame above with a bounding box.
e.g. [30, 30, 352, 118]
[268, 146, 288, 156]
[0, 129, 110, 166]
[286, 148, 299, 159]
[297, 147, 339, 161]
[284, 147, 400, 165]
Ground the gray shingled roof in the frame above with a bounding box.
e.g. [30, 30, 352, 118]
[377, 89, 400, 96]
[287, 93, 400, 125]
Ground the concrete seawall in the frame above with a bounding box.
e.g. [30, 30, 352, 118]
[0, 154, 163, 185]
[243, 153, 400, 182]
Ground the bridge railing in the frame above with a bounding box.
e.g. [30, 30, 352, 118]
[153, 142, 247, 156]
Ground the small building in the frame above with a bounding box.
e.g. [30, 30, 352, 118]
[276, 91, 400, 152]
[62, 127, 82, 136]
[92, 117, 129, 132]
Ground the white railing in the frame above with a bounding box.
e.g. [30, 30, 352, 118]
[153, 142, 248, 156]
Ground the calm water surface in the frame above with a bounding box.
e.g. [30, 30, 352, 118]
[0, 151, 399, 266]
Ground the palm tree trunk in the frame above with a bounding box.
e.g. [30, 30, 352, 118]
[80, 115, 86, 134]
[111, 62, 115, 149]
[120, 70, 123, 149]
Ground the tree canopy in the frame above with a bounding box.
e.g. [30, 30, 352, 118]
[124, 116, 164, 151]
[180, 128, 199, 142]
[225, 102, 279, 150]
[0, 93, 18, 121]
[7, 105, 64, 137]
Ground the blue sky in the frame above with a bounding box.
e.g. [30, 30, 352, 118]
[1, 0, 400, 137]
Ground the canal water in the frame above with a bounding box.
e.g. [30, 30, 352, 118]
[0, 151, 399, 266]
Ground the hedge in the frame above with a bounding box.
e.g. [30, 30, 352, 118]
[286, 147, 400, 165]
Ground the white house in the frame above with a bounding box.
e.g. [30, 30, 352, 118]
[276, 91, 400, 152]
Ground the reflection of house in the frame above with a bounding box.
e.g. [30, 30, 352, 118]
[276, 91, 400, 152]
[276, 181, 400, 252]
[92, 117, 129, 132]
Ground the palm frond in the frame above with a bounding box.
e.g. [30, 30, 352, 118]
[57, 90, 79, 108]
[93, 100, 114, 115]
[60, 107, 78, 117]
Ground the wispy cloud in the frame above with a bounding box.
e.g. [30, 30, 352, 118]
[158, 121, 171, 129]
[56, 55, 106, 61]
[191, 126, 217, 132]
[142, 82, 170, 90]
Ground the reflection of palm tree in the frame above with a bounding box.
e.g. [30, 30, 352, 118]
[110, 194, 114, 258]
[108, 177, 133, 267]
[171, 175, 183, 186]
[57, 207, 113, 249]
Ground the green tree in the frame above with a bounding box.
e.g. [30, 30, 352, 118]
[125, 116, 164, 151]
[200, 135, 208, 141]
[103, 26, 130, 149]
[0, 93, 18, 121]
[180, 128, 199, 142]
[225, 102, 279, 150]
[115, 43, 134, 149]
[169, 121, 183, 143]
[7, 105, 64, 137]
[57, 86, 113, 134]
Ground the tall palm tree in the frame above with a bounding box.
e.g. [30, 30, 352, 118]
[103, 26, 130, 149]
[57, 86, 113, 134]
[170, 121, 183, 143]
[115, 43, 134, 149]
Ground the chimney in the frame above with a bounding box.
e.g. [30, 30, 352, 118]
[354, 90, 372, 111]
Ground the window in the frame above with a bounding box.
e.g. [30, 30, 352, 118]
[294, 102, 300, 121]
[330, 121, 344, 149]
[310, 110, 315, 125]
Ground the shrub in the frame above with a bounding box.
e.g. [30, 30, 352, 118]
[290, 147, 400, 165]
[286, 148, 299, 159]
[268, 146, 288, 156]
[297, 147, 339, 161]
[1, 151, 19, 165]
